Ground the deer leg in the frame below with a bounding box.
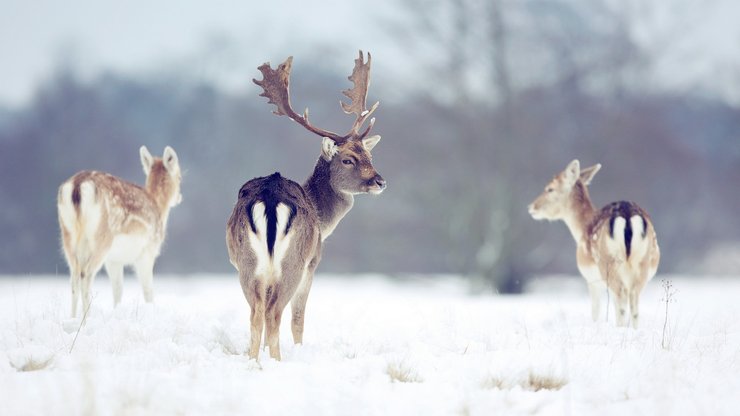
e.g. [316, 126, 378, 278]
[70, 267, 81, 318]
[105, 262, 124, 306]
[79, 253, 106, 319]
[80, 272, 92, 315]
[249, 302, 265, 360]
[614, 284, 629, 327]
[290, 292, 308, 345]
[265, 308, 283, 361]
[61, 230, 81, 318]
[79, 267, 100, 319]
[601, 261, 629, 327]
[245, 278, 264, 360]
[75, 237, 112, 319]
[587, 282, 601, 322]
[264, 284, 283, 360]
[629, 265, 650, 329]
[291, 259, 317, 345]
[135, 256, 155, 303]
[628, 290, 640, 329]
[599, 262, 615, 324]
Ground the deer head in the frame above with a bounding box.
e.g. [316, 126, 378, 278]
[528, 159, 601, 221]
[140, 146, 183, 208]
[253, 51, 386, 195]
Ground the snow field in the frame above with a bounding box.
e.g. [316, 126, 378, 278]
[1, 274, 739, 415]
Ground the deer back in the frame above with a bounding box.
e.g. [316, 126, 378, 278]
[226, 173, 321, 276]
[59, 172, 158, 237]
[58, 146, 182, 262]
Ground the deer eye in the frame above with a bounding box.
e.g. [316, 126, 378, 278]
[342, 159, 354, 166]
[546, 187, 554, 193]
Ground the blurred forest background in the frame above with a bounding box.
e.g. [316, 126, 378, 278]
[1, 0, 739, 292]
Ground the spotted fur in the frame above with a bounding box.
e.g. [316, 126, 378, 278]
[529, 159, 660, 328]
[58, 146, 182, 318]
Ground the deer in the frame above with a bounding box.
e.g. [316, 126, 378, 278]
[226, 51, 386, 361]
[528, 160, 660, 328]
[57, 146, 182, 318]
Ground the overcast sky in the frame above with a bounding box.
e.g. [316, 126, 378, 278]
[0, 0, 395, 107]
[1, 0, 738, 108]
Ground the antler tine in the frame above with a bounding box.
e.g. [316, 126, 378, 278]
[253, 57, 346, 143]
[357, 114, 378, 141]
[341, 50, 380, 138]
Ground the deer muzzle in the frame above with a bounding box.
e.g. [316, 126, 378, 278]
[528, 202, 542, 219]
[367, 174, 386, 194]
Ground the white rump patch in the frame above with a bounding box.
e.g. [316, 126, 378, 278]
[78, 182, 102, 245]
[247, 202, 293, 280]
[59, 181, 102, 244]
[58, 182, 76, 232]
[58, 180, 105, 267]
[248, 202, 269, 277]
[629, 215, 648, 260]
[275, 203, 291, 233]
[272, 203, 293, 276]
[608, 217, 626, 258]
[630, 215, 644, 238]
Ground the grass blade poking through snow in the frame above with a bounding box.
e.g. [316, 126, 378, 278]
[387, 361, 422, 383]
[69, 294, 95, 354]
[661, 279, 677, 350]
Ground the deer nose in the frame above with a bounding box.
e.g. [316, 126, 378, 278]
[373, 175, 387, 190]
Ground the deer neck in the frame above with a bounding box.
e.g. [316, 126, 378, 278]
[562, 182, 597, 244]
[145, 184, 173, 234]
[303, 158, 354, 240]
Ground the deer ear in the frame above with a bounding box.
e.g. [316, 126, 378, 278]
[564, 159, 580, 185]
[321, 137, 338, 161]
[163, 146, 179, 172]
[140, 146, 153, 175]
[362, 135, 381, 152]
[579, 163, 601, 186]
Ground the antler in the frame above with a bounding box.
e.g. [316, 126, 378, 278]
[341, 51, 380, 140]
[253, 56, 346, 143]
[253, 51, 380, 143]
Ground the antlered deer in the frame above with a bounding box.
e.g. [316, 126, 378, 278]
[58, 146, 182, 318]
[226, 51, 386, 360]
[528, 160, 660, 328]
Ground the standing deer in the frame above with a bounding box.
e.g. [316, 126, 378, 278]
[528, 160, 660, 328]
[58, 146, 182, 318]
[226, 51, 386, 360]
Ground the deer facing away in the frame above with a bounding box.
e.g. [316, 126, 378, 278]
[58, 146, 182, 318]
[528, 160, 660, 328]
[226, 51, 386, 361]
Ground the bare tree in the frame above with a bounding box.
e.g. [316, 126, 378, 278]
[384, 0, 662, 292]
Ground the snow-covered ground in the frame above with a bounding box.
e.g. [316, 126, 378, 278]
[1, 274, 738, 415]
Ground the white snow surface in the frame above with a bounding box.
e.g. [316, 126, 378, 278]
[1, 274, 739, 415]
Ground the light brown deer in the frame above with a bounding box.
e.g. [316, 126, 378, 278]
[58, 146, 182, 318]
[528, 160, 660, 328]
[226, 51, 386, 360]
